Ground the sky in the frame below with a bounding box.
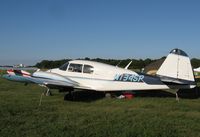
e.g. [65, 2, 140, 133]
[0, 0, 200, 65]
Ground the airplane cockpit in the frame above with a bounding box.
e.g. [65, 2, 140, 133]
[59, 62, 94, 74]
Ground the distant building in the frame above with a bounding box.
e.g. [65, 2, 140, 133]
[13, 64, 26, 68]
[144, 58, 165, 75]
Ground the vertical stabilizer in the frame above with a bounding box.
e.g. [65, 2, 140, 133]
[156, 49, 195, 83]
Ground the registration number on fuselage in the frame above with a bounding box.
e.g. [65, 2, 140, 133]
[114, 74, 144, 82]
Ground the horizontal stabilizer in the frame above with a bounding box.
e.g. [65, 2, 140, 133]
[159, 75, 196, 85]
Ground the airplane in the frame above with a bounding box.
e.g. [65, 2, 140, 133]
[2, 49, 196, 100]
[194, 67, 200, 73]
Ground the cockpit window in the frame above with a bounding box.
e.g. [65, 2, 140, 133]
[83, 65, 94, 74]
[59, 63, 69, 71]
[68, 63, 83, 73]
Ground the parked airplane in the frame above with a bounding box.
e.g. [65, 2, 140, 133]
[194, 67, 200, 73]
[2, 49, 196, 100]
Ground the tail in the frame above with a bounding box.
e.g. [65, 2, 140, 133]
[156, 49, 196, 87]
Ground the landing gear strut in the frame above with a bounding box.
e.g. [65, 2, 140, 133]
[45, 87, 52, 96]
[38, 85, 52, 106]
[176, 92, 179, 102]
[39, 84, 52, 96]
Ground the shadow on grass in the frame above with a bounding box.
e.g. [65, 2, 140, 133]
[134, 90, 175, 98]
[177, 87, 200, 99]
[64, 91, 105, 102]
[134, 87, 200, 99]
[63, 87, 200, 102]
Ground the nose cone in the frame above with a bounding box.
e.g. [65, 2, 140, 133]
[2, 74, 29, 83]
[2, 74, 19, 81]
[2, 74, 10, 79]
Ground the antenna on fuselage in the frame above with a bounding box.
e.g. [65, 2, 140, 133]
[125, 61, 132, 69]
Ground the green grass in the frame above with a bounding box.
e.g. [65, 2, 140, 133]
[0, 78, 200, 137]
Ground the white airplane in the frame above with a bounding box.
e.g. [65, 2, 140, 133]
[194, 67, 200, 73]
[2, 49, 196, 100]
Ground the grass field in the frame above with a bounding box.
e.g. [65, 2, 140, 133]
[0, 78, 200, 137]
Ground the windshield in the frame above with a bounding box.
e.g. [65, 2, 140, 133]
[59, 63, 69, 71]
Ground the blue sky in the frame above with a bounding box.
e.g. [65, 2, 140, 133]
[0, 0, 200, 65]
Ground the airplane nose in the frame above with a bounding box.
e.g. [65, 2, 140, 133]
[2, 74, 11, 80]
[2, 74, 28, 83]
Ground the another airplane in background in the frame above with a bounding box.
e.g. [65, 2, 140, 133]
[194, 67, 200, 73]
[2, 49, 196, 100]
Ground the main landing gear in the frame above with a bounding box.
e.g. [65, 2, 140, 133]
[64, 90, 75, 101]
[39, 85, 52, 106]
[39, 84, 52, 96]
[175, 92, 179, 102]
[45, 87, 52, 96]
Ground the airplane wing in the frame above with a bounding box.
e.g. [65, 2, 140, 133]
[2, 71, 89, 90]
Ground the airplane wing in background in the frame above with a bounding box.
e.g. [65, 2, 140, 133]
[194, 67, 200, 72]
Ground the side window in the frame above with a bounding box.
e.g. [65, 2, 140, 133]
[68, 63, 83, 73]
[83, 65, 94, 74]
[59, 63, 69, 71]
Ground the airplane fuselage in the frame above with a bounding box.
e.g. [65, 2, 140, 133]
[48, 60, 194, 91]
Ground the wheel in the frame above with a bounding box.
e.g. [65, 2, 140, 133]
[64, 91, 74, 101]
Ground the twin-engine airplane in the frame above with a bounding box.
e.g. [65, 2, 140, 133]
[2, 49, 196, 99]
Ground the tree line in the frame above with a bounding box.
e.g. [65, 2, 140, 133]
[35, 57, 200, 69]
